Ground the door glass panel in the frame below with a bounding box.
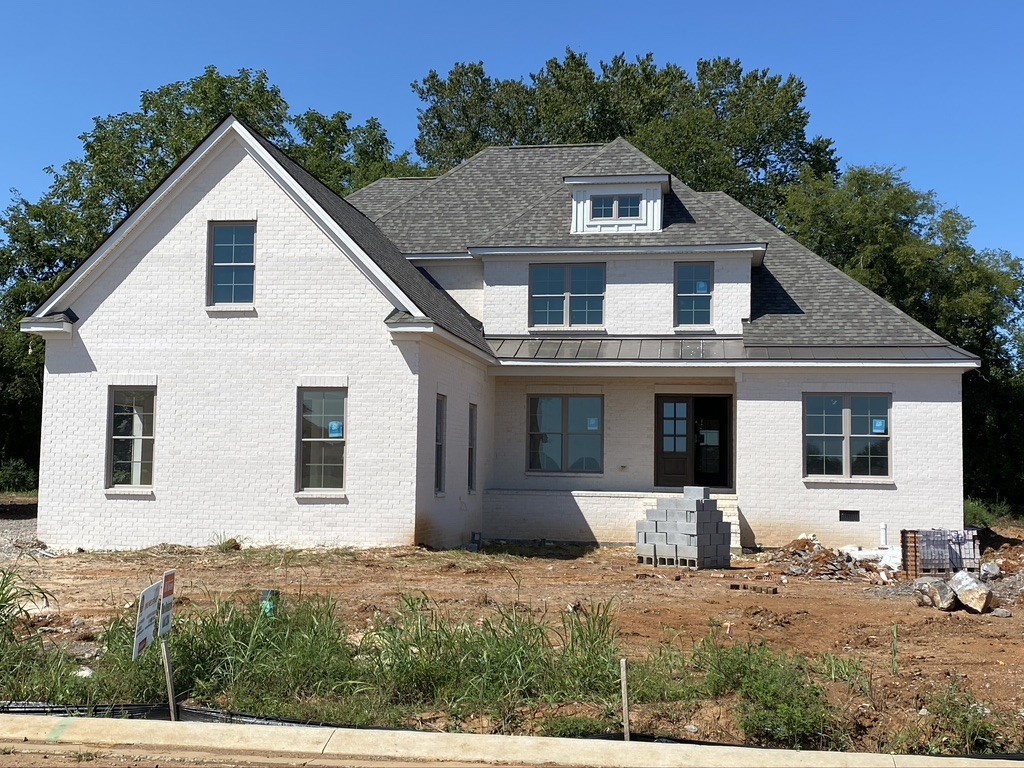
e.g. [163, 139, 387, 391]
[663, 437, 674, 452]
[663, 402, 674, 418]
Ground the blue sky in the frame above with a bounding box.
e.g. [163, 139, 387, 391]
[1, 1, 1021, 256]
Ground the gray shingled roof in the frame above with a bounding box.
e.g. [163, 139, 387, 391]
[345, 177, 437, 221]
[703, 193, 953, 347]
[564, 137, 671, 178]
[345, 137, 970, 357]
[242, 121, 490, 355]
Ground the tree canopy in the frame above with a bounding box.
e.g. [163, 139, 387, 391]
[1, 56, 1021, 509]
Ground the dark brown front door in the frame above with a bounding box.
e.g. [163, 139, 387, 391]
[655, 395, 731, 488]
[655, 396, 691, 487]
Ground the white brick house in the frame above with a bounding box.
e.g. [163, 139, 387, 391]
[21, 116, 978, 551]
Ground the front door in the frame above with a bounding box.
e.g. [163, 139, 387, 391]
[655, 395, 731, 488]
[655, 396, 690, 487]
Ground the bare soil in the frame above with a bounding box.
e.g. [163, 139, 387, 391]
[6, 514, 1024, 751]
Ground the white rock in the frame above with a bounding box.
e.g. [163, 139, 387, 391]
[948, 570, 995, 613]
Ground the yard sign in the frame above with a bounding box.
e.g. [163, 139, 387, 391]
[132, 581, 162, 660]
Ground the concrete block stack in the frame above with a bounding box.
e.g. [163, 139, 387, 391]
[636, 487, 731, 569]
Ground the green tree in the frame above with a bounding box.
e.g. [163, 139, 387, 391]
[780, 166, 1024, 506]
[412, 51, 836, 220]
[0, 66, 418, 477]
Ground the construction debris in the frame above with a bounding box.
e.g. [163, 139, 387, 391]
[762, 535, 872, 581]
[948, 570, 996, 614]
[901, 528, 980, 578]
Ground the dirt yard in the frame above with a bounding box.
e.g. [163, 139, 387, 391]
[3, 494, 1023, 749]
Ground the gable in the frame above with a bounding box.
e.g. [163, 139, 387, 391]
[26, 116, 490, 355]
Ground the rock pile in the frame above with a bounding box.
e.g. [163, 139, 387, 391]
[913, 569, 1010, 616]
[765, 536, 872, 581]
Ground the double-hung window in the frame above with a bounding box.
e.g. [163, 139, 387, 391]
[467, 403, 477, 492]
[299, 389, 346, 490]
[804, 394, 891, 478]
[530, 264, 605, 328]
[209, 222, 256, 305]
[435, 395, 446, 493]
[528, 395, 603, 473]
[675, 262, 713, 326]
[109, 388, 156, 487]
[590, 194, 641, 220]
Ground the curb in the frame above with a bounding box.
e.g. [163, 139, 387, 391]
[0, 714, 1020, 767]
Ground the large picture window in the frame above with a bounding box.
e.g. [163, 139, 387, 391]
[804, 394, 890, 478]
[528, 395, 603, 473]
[109, 388, 156, 487]
[209, 222, 256, 305]
[530, 264, 605, 327]
[675, 262, 713, 326]
[299, 389, 346, 490]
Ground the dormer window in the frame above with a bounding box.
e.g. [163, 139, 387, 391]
[591, 194, 641, 220]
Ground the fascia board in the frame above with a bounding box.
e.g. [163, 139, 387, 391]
[389, 321, 495, 364]
[471, 243, 768, 260]
[494, 359, 979, 370]
[19, 319, 73, 338]
[563, 174, 670, 188]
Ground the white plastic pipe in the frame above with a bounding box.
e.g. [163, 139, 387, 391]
[880, 522, 888, 548]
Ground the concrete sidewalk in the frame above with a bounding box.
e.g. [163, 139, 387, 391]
[0, 714, 1020, 767]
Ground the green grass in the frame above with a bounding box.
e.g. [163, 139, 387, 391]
[0, 562, 1017, 754]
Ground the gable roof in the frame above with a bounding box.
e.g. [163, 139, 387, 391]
[564, 136, 671, 178]
[27, 115, 490, 356]
[346, 176, 437, 221]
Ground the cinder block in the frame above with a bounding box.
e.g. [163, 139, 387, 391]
[655, 543, 678, 560]
[697, 534, 712, 548]
[636, 520, 657, 533]
[641, 531, 668, 545]
[676, 545, 699, 559]
[659, 496, 699, 511]
[683, 486, 710, 500]
[635, 543, 655, 558]
[646, 509, 668, 522]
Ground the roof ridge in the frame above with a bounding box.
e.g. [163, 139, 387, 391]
[471, 179, 572, 245]
[705, 191, 952, 346]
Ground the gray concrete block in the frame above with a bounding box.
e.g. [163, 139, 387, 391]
[676, 545, 699, 559]
[683, 486, 710, 500]
[636, 520, 658, 533]
[663, 520, 696, 534]
[635, 543, 655, 558]
[697, 534, 712, 548]
[641, 531, 668, 545]
[646, 509, 668, 521]
[658, 496, 699, 511]
[655, 543, 678, 560]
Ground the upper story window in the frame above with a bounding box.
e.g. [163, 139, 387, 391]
[675, 262, 713, 326]
[209, 222, 255, 305]
[530, 264, 605, 328]
[591, 194, 641, 220]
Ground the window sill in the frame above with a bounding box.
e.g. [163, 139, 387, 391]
[528, 327, 606, 335]
[294, 490, 347, 503]
[105, 487, 155, 499]
[206, 305, 257, 317]
[673, 325, 715, 334]
[525, 471, 604, 478]
[802, 476, 895, 487]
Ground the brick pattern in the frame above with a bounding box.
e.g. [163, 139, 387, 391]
[482, 254, 750, 336]
[37, 137, 481, 551]
[636, 488, 731, 569]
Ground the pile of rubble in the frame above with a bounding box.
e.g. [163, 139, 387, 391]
[914, 567, 1012, 617]
[764, 535, 882, 581]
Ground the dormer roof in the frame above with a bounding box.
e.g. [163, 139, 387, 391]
[562, 137, 672, 183]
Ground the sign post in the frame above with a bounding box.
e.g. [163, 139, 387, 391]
[159, 570, 177, 721]
[132, 570, 178, 721]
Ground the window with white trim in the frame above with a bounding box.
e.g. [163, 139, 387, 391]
[804, 394, 891, 478]
[299, 389, 346, 490]
[209, 222, 255, 304]
[109, 388, 156, 487]
[529, 264, 605, 327]
[590, 194, 641, 220]
[675, 262, 713, 326]
[528, 395, 603, 473]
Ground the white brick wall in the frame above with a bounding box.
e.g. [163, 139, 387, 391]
[37, 136, 447, 551]
[413, 340, 493, 548]
[734, 368, 965, 548]
[420, 261, 484, 320]
[483, 254, 750, 336]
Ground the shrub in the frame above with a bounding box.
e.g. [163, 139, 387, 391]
[964, 498, 1012, 528]
[0, 459, 36, 493]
